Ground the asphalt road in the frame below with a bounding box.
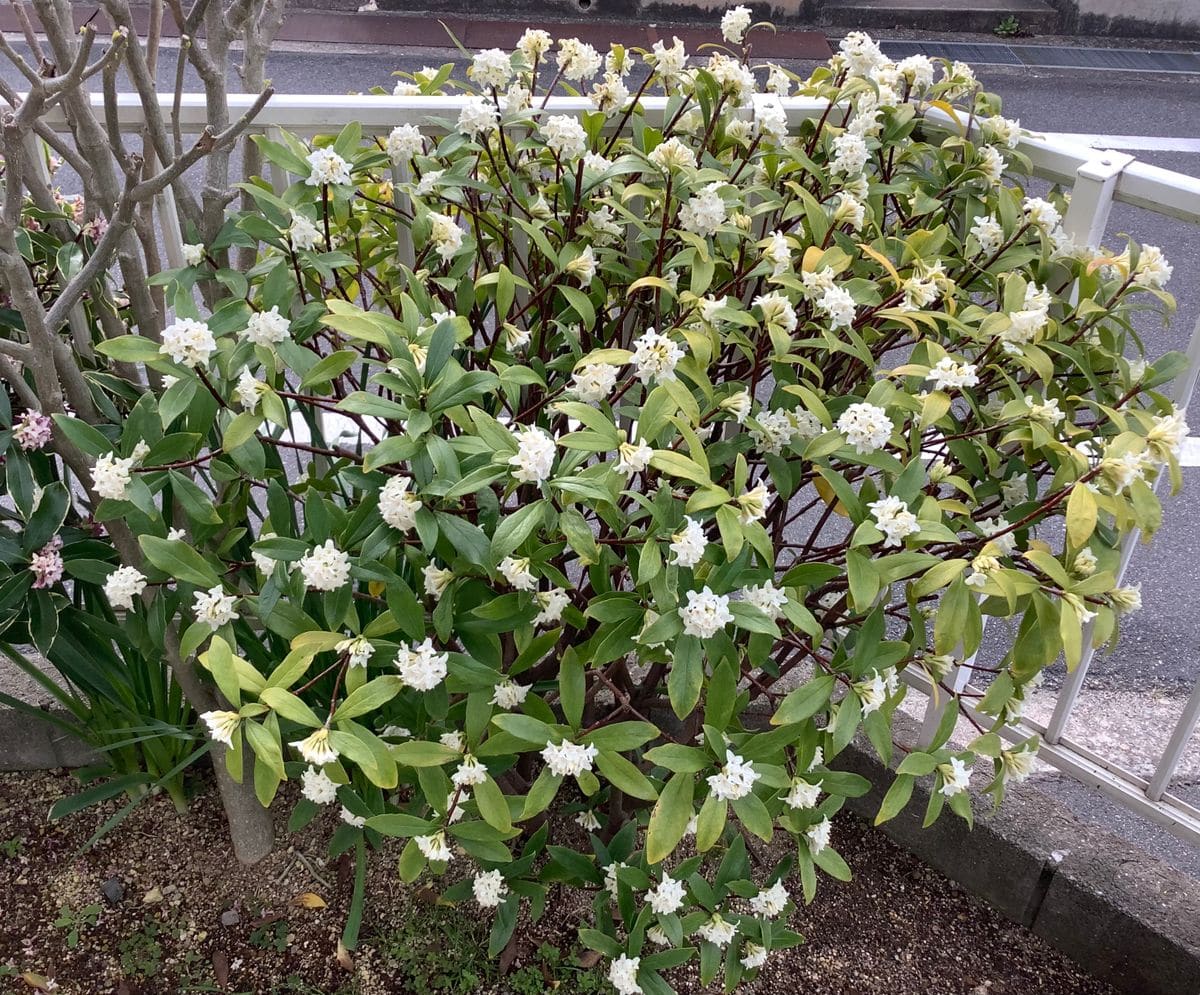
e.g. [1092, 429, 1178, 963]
[3, 37, 1199, 869]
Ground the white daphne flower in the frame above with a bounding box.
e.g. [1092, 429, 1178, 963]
[502, 84, 531, 114]
[429, 212, 463, 263]
[763, 230, 791, 276]
[166, 528, 187, 542]
[1110, 585, 1142, 615]
[587, 205, 623, 244]
[647, 925, 670, 946]
[818, 285, 857, 329]
[473, 869, 508, 908]
[453, 754, 488, 788]
[104, 565, 146, 609]
[301, 766, 338, 804]
[542, 114, 588, 159]
[855, 672, 888, 715]
[679, 587, 733, 638]
[379, 475, 422, 531]
[927, 357, 979, 391]
[757, 100, 788, 140]
[423, 562, 454, 601]
[575, 809, 602, 831]
[441, 730, 466, 752]
[92, 452, 135, 501]
[766, 63, 791, 95]
[839, 31, 886, 77]
[542, 738, 599, 778]
[647, 874, 687, 915]
[234, 369, 266, 411]
[648, 136, 697, 172]
[415, 830, 453, 863]
[830, 133, 869, 176]
[291, 727, 339, 766]
[242, 308, 290, 351]
[13, 410, 52, 451]
[721, 388, 751, 423]
[298, 539, 351, 591]
[182, 243, 204, 267]
[200, 710, 241, 748]
[1132, 244, 1172, 289]
[897, 54, 934, 88]
[736, 483, 771, 526]
[785, 777, 822, 809]
[707, 750, 759, 801]
[1073, 548, 1098, 577]
[491, 679, 530, 709]
[1003, 748, 1036, 783]
[983, 114, 1021, 149]
[1147, 410, 1188, 462]
[414, 170, 443, 197]
[867, 495, 920, 548]
[649, 36, 687, 79]
[394, 638, 449, 691]
[615, 439, 654, 475]
[1024, 395, 1065, 427]
[571, 363, 619, 403]
[517, 28, 553, 62]
[696, 913, 736, 948]
[499, 555, 537, 592]
[305, 147, 352, 187]
[508, 426, 557, 484]
[721, 4, 752, 43]
[193, 585, 238, 631]
[806, 816, 832, 854]
[1023, 196, 1061, 231]
[632, 327, 685, 385]
[533, 587, 571, 626]
[340, 807, 366, 828]
[557, 38, 603, 81]
[470, 48, 513, 89]
[741, 942, 768, 970]
[837, 402, 894, 454]
[749, 880, 789, 917]
[251, 532, 277, 575]
[336, 635, 374, 669]
[565, 245, 596, 287]
[609, 954, 642, 995]
[742, 580, 788, 619]
[678, 182, 727, 237]
[754, 291, 797, 334]
[970, 215, 1005, 255]
[978, 517, 1017, 555]
[385, 124, 424, 164]
[940, 756, 971, 796]
[288, 211, 321, 250]
[160, 317, 216, 368]
[669, 516, 708, 568]
[457, 96, 498, 136]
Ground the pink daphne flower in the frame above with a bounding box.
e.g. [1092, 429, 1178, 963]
[13, 410, 53, 451]
[30, 536, 64, 589]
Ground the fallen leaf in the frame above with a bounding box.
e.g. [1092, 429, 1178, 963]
[142, 886, 163, 904]
[292, 891, 327, 909]
[577, 948, 603, 969]
[20, 974, 52, 992]
[212, 949, 229, 989]
[336, 939, 354, 972]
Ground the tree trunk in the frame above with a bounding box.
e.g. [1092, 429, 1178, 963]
[211, 745, 276, 865]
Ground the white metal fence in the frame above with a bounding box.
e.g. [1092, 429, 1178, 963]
[43, 92, 1200, 846]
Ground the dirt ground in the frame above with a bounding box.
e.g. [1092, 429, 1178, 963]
[0, 769, 1117, 995]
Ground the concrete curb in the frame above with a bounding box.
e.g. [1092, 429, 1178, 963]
[834, 715, 1200, 995]
[0, 707, 100, 771]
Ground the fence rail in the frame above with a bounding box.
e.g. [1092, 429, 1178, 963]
[35, 91, 1200, 846]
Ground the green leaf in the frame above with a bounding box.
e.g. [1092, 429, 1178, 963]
[95, 335, 163, 363]
[668, 636, 703, 720]
[771, 675, 835, 726]
[1066, 482, 1097, 549]
[646, 772, 695, 863]
[595, 750, 658, 801]
[490, 503, 543, 560]
[875, 774, 915, 825]
[139, 535, 221, 588]
[474, 774, 514, 832]
[333, 676, 402, 722]
[391, 740, 463, 767]
[299, 349, 359, 390]
[222, 412, 263, 451]
[260, 687, 322, 727]
[731, 792, 773, 842]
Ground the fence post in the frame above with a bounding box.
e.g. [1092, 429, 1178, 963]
[1039, 149, 1137, 745]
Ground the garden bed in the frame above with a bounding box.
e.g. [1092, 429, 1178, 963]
[0, 771, 1115, 995]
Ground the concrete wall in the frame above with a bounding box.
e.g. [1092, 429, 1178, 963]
[1057, 0, 1200, 37]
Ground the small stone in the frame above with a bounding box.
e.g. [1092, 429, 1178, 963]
[142, 886, 163, 904]
[100, 877, 124, 906]
[220, 909, 240, 927]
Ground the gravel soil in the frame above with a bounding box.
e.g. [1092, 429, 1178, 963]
[0, 769, 1117, 995]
